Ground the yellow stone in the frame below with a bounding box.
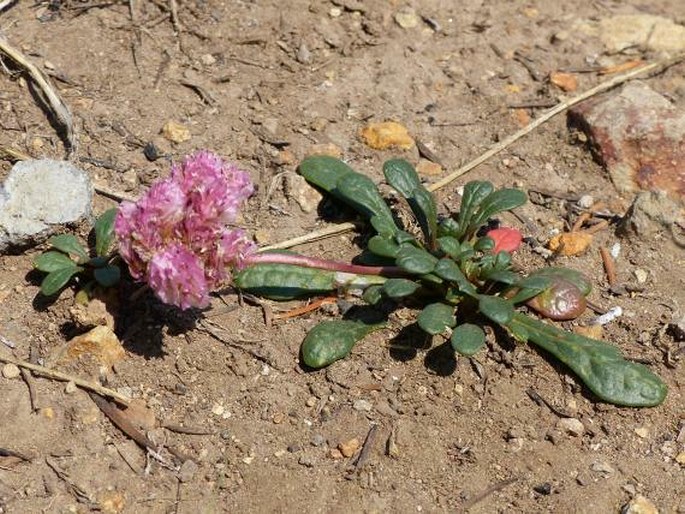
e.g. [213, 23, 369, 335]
[338, 437, 360, 458]
[574, 325, 603, 340]
[415, 159, 443, 177]
[548, 232, 593, 256]
[360, 121, 414, 150]
[161, 120, 191, 143]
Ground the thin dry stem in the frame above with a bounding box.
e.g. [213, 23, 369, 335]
[0, 354, 131, 406]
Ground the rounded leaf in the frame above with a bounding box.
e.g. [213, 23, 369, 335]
[94, 265, 121, 288]
[396, 245, 438, 275]
[382, 278, 420, 299]
[451, 323, 486, 356]
[94, 208, 118, 257]
[417, 303, 456, 335]
[40, 266, 83, 296]
[48, 234, 88, 262]
[301, 320, 383, 368]
[478, 295, 514, 325]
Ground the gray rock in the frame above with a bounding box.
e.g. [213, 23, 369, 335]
[599, 15, 685, 54]
[0, 160, 92, 252]
[557, 417, 585, 437]
[353, 399, 373, 412]
[618, 191, 683, 239]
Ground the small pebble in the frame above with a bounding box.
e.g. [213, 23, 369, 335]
[577, 195, 594, 209]
[178, 459, 198, 482]
[634, 268, 648, 284]
[2, 363, 20, 379]
[329, 6, 342, 17]
[622, 495, 659, 514]
[298, 454, 315, 468]
[329, 448, 343, 459]
[590, 460, 615, 475]
[287, 443, 302, 454]
[634, 427, 649, 438]
[272, 412, 285, 424]
[557, 417, 585, 437]
[675, 451, 685, 465]
[310, 434, 326, 447]
[591, 306, 623, 326]
[353, 399, 372, 412]
[65, 381, 77, 394]
[211, 404, 225, 417]
[610, 242, 621, 259]
[200, 53, 216, 66]
[394, 6, 420, 28]
[533, 482, 552, 495]
[305, 396, 317, 408]
[338, 438, 360, 458]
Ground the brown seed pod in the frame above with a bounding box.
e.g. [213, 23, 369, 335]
[527, 279, 587, 321]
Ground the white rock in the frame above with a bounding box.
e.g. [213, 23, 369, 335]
[622, 495, 660, 514]
[557, 417, 585, 436]
[590, 460, 615, 475]
[1, 363, 20, 379]
[577, 194, 594, 209]
[600, 15, 685, 54]
[353, 399, 372, 412]
[65, 381, 78, 394]
[634, 269, 648, 284]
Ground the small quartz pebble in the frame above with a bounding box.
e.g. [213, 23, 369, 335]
[2, 363, 20, 379]
[360, 121, 414, 150]
[394, 7, 420, 29]
[590, 460, 615, 475]
[634, 268, 648, 284]
[578, 194, 594, 209]
[353, 399, 372, 412]
[65, 381, 78, 394]
[634, 427, 649, 438]
[161, 121, 191, 143]
[557, 417, 585, 436]
[591, 306, 623, 326]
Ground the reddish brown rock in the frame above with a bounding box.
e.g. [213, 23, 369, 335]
[569, 82, 685, 200]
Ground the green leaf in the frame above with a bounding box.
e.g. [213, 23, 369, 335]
[438, 217, 460, 237]
[94, 208, 118, 257]
[437, 236, 462, 258]
[507, 275, 553, 304]
[47, 234, 88, 263]
[456, 181, 494, 237]
[301, 320, 384, 368]
[434, 259, 477, 296]
[336, 173, 398, 236]
[396, 245, 438, 275]
[34, 251, 76, 272]
[382, 278, 420, 299]
[526, 267, 592, 296]
[383, 159, 438, 245]
[383, 158, 421, 197]
[478, 295, 514, 325]
[395, 230, 417, 245]
[417, 303, 456, 335]
[298, 155, 355, 194]
[368, 235, 400, 258]
[508, 313, 667, 407]
[451, 323, 486, 356]
[468, 188, 527, 233]
[93, 265, 121, 287]
[474, 236, 495, 252]
[40, 265, 83, 296]
[233, 263, 337, 300]
[362, 285, 384, 305]
[482, 269, 520, 285]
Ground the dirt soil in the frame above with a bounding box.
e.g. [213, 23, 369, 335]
[1, 1, 684, 513]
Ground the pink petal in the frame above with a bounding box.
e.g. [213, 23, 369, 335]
[487, 227, 523, 254]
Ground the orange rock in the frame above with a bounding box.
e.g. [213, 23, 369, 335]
[338, 437, 360, 458]
[415, 159, 443, 177]
[360, 122, 414, 150]
[62, 326, 125, 370]
[161, 120, 191, 143]
[512, 108, 531, 127]
[550, 71, 578, 92]
[306, 143, 343, 159]
[548, 232, 593, 256]
[574, 325, 604, 340]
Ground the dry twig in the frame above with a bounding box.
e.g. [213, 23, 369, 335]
[600, 246, 617, 286]
[0, 36, 77, 156]
[0, 354, 131, 406]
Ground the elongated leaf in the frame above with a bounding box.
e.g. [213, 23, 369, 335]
[482, 269, 520, 285]
[507, 275, 553, 303]
[95, 208, 118, 257]
[395, 230, 417, 245]
[298, 155, 355, 194]
[437, 236, 462, 258]
[468, 188, 527, 232]
[368, 235, 400, 258]
[434, 258, 477, 296]
[396, 245, 438, 275]
[233, 263, 336, 300]
[301, 320, 384, 368]
[94, 265, 121, 287]
[451, 323, 486, 356]
[34, 251, 76, 272]
[456, 181, 494, 237]
[382, 278, 420, 299]
[383, 158, 421, 197]
[383, 159, 438, 244]
[48, 234, 88, 263]
[478, 295, 514, 324]
[40, 265, 83, 296]
[336, 173, 397, 236]
[508, 313, 667, 407]
[417, 303, 456, 335]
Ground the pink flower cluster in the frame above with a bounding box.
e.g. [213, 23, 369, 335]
[115, 151, 256, 309]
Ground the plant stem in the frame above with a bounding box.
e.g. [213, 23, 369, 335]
[244, 252, 406, 277]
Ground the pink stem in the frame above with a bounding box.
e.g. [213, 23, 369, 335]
[245, 252, 406, 277]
